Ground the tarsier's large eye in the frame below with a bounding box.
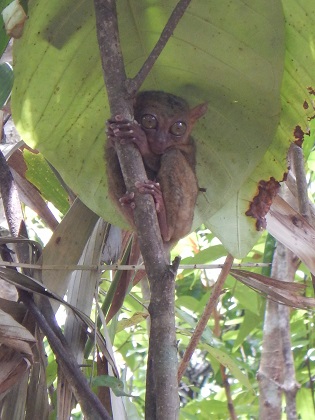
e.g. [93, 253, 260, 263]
[141, 114, 157, 129]
[170, 121, 187, 136]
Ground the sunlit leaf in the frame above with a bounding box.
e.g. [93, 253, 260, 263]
[92, 375, 134, 397]
[203, 344, 252, 390]
[0, 62, 13, 107]
[233, 311, 261, 352]
[24, 149, 70, 214]
[176, 307, 221, 348]
[116, 312, 148, 333]
[11, 0, 304, 258]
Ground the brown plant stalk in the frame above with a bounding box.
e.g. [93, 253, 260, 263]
[178, 254, 234, 381]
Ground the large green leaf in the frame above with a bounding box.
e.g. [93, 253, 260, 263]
[23, 149, 70, 214]
[0, 62, 13, 107]
[11, 0, 315, 257]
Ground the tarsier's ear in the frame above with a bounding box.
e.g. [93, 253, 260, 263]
[189, 102, 208, 125]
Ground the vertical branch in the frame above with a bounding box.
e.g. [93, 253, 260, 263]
[258, 240, 300, 419]
[220, 365, 237, 420]
[0, 150, 29, 265]
[278, 302, 299, 419]
[260, 143, 310, 418]
[290, 144, 311, 221]
[93, 1, 192, 417]
[213, 305, 237, 419]
[258, 244, 284, 420]
[146, 257, 180, 419]
[93, 0, 167, 274]
[258, 298, 283, 420]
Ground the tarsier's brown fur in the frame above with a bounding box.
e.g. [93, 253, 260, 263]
[106, 91, 207, 250]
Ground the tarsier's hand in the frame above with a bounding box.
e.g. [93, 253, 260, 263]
[106, 115, 150, 157]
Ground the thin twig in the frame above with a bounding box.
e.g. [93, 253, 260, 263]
[220, 365, 237, 420]
[213, 306, 237, 419]
[127, 0, 192, 94]
[0, 261, 271, 270]
[0, 150, 30, 267]
[178, 254, 234, 382]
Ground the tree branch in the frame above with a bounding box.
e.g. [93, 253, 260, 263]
[178, 254, 234, 382]
[127, 0, 192, 94]
[290, 144, 311, 221]
[146, 256, 180, 419]
[94, 0, 167, 272]
[93, 1, 190, 417]
[258, 240, 300, 419]
[220, 365, 237, 420]
[0, 149, 30, 267]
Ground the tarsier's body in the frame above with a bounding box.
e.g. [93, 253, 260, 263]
[106, 91, 207, 250]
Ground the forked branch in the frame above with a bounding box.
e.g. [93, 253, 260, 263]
[93, 0, 191, 418]
[127, 0, 192, 94]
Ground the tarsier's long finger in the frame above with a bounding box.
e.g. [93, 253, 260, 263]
[135, 180, 162, 193]
[108, 121, 137, 140]
[119, 192, 135, 209]
[135, 181, 163, 212]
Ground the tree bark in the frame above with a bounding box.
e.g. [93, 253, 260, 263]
[93, 1, 192, 417]
[258, 241, 300, 420]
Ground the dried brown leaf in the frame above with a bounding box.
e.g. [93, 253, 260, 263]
[266, 196, 315, 275]
[230, 269, 315, 309]
[0, 351, 31, 394]
[0, 308, 35, 341]
[0, 267, 118, 376]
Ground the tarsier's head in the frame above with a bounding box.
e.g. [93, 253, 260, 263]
[134, 91, 207, 155]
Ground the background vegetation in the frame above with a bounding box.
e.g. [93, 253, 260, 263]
[0, 0, 315, 419]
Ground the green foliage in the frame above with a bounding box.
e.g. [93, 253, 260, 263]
[92, 376, 133, 397]
[24, 149, 70, 214]
[102, 228, 315, 418]
[10, 0, 315, 257]
[3, 0, 315, 418]
[0, 62, 13, 107]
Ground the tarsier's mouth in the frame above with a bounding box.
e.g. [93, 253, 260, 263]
[151, 145, 172, 155]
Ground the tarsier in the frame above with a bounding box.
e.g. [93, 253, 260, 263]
[106, 91, 207, 251]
